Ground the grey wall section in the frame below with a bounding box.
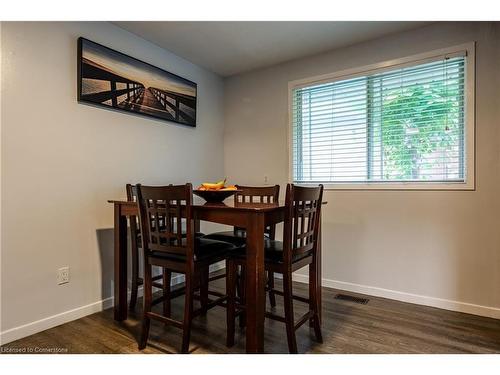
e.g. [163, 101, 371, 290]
[1, 22, 225, 341]
[223, 22, 500, 316]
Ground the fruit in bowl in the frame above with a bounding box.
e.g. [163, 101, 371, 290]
[197, 179, 237, 191]
[194, 179, 239, 203]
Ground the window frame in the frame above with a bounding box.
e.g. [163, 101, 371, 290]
[287, 42, 476, 190]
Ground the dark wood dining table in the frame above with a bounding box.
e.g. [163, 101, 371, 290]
[108, 199, 322, 353]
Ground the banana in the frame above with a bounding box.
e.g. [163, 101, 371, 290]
[201, 178, 227, 190]
[201, 182, 223, 190]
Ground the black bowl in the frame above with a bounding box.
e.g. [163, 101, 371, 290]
[193, 189, 240, 204]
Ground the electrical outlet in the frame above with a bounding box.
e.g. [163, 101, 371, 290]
[264, 175, 268, 184]
[57, 267, 70, 285]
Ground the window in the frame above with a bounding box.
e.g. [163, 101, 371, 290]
[290, 44, 475, 189]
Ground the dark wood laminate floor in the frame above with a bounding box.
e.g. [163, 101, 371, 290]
[3, 279, 500, 354]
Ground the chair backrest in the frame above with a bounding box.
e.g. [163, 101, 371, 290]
[126, 183, 138, 202]
[135, 184, 195, 261]
[234, 185, 280, 205]
[283, 184, 324, 265]
[126, 184, 141, 253]
[234, 184, 280, 239]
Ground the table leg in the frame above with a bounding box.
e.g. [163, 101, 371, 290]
[316, 214, 323, 323]
[309, 211, 323, 326]
[114, 204, 128, 321]
[245, 212, 266, 353]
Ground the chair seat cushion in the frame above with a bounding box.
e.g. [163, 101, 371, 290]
[229, 239, 312, 264]
[136, 231, 204, 246]
[203, 230, 247, 246]
[136, 230, 204, 237]
[203, 230, 270, 247]
[150, 237, 235, 262]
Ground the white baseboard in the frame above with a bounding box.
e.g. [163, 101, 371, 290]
[292, 273, 500, 320]
[0, 267, 210, 346]
[0, 297, 115, 346]
[4, 263, 498, 346]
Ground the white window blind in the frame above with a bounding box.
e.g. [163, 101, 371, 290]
[292, 54, 467, 185]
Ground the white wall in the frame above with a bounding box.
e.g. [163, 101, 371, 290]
[0, 22, 225, 343]
[224, 22, 500, 318]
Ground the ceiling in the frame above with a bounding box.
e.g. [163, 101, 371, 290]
[114, 22, 431, 77]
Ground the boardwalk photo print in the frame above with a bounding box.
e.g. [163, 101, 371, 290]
[77, 38, 197, 126]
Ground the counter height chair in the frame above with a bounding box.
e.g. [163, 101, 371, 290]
[127, 184, 171, 313]
[226, 184, 324, 353]
[203, 184, 280, 246]
[203, 184, 280, 308]
[136, 183, 235, 353]
[127, 184, 205, 311]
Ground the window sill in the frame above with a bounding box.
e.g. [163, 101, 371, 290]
[294, 181, 475, 191]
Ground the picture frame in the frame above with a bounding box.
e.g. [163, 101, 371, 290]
[77, 37, 197, 127]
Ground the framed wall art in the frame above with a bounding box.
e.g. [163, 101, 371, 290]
[77, 37, 197, 126]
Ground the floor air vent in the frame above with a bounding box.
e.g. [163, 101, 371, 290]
[334, 294, 369, 305]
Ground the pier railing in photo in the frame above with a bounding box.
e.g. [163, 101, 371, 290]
[150, 87, 196, 124]
[80, 59, 145, 107]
